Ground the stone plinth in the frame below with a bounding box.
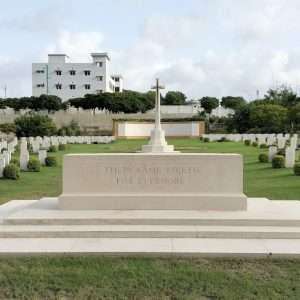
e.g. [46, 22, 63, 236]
[58, 153, 247, 211]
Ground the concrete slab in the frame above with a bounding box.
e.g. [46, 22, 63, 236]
[3, 198, 300, 226]
[0, 200, 37, 223]
[0, 238, 299, 257]
[1, 225, 300, 238]
[1, 198, 300, 256]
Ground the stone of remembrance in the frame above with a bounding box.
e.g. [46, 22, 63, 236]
[59, 153, 247, 211]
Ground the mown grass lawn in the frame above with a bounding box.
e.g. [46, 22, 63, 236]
[0, 138, 299, 203]
[0, 256, 300, 300]
[0, 139, 300, 300]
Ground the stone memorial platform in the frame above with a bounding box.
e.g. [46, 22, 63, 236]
[0, 79, 300, 256]
[59, 153, 247, 211]
[1, 197, 300, 256]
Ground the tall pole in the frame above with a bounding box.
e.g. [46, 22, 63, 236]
[3, 85, 7, 98]
[46, 64, 49, 95]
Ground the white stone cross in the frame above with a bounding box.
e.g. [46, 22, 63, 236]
[151, 78, 165, 130]
[141, 78, 176, 153]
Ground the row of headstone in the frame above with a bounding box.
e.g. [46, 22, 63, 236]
[20, 135, 115, 171]
[27, 135, 115, 153]
[202, 133, 298, 147]
[202, 133, 299, 169]
[0, 137, 18, 177]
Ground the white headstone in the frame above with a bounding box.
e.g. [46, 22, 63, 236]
[277, 138, 286, 149]
[3, 150, 10, 166]
[268, 146, 277, 162]
[291, 134, 298, 150]
[20, 140, 29, 171]
[0, 156, 5, 178]
[38, 150, 47, 165]
[32, 141, 40, 153]
[285, 146, 296, 168]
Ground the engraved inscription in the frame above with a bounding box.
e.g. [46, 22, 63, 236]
[104, 166, 201, 185]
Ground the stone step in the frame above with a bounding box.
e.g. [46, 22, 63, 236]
[1, 225, 300, 239]
[5, 215, 300, 227]
[0, 238, 300, 258]
[0, 237, 299, 256]
[4, 198, 300, 228]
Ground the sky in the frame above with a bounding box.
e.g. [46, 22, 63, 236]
[1, 0, 300, 100]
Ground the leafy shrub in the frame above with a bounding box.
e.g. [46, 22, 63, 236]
[258, 153, 268, 163]
[199, 137, 203, 141]
[252, 142, 258, 147]
[3, 164, 20, 180]
[272, 155, 285, 169]
[244, 140, 251, 146]
[277, 149, 285, 156]
[27, 158, 41, 172]
[10, 158, 19, 167]
[58, 144, 67, 151]
[14, 114, 57, 137]
[45, 156, 57, 167]
[260, 143, 268, 149]
[294, 163, 300, 176]
[218, 137, 228, 142]
[57, 120, 81, 136]
[48, 145, 57, 153]
[203, 137, 209, 143]
[0, 123, 16, 134]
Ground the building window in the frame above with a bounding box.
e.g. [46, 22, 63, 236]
[96, 76, 103, 81]
[84, 70, 91, 76]
[56, 70, 62, 76]
[115, 87, 120, 92]
[55, 84, 62, 90]
[96, 62, 103, 67]
[69, 84, 76, 90]
[69, 70, 76, 76]
[36, 84, 45, 88]
[36, 70, 44, 74]
[115, 77, 120, 82]
[84, 84, 91, 90]
[96, 90, 103, 94]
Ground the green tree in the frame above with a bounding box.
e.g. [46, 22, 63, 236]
[14, 114, 57, 137]
[163, 91, 186, 105]
[221, 96, 246, 110]
[289, 103, 300, 131]
[39, 95, 62, 112]
[67, 90, 155, 113]
[264, 86, 298, 108]
[200, 97, 219, 114]
[225, 104, 253, 133]
[249, 104, 288, 133]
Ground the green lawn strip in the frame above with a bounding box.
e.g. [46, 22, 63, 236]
[0, 256, 300, 300]
[0, 139, 299, 204]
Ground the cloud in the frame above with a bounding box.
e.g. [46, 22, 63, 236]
[2, 0, 300, 100]
[0, 4, 66, 34]
[110, 0, 300, 100]
[44, 30, 105, 62]
[0, 57, 31, 98]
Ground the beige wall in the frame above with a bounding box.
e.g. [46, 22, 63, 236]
[0, 109, 197, 133]
[114, 121, 205, 138]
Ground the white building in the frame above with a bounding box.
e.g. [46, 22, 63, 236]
[32, 53, 123, 101]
